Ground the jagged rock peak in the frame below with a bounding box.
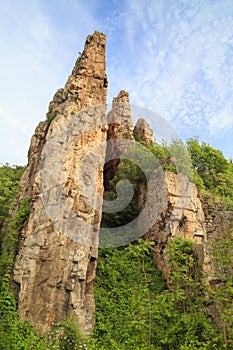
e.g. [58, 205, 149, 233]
[72, 31, 106, 78]
[112, 90, 129, 103]
[107, 90, 133, 135]
[48, 30, 108, 117]
[134, 117, 153, 144]
[13, 31, 108, 335]
[104, 91, 134, 189]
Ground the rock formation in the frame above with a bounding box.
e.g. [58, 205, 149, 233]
[104, 90, 134, 190]
[129, 123, 208, 278]
[13, 31, 108, 334]
[12, 30, 232, 337]
[144, 171, 208, 278]
[133, 117, 153, 144]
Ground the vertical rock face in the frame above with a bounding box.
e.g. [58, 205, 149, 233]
[107, 90, 133, 140]
[103, 92, 209, 279]
[144, 171, 208, 278]
[131, 123, 208, 279]
[13, 31, 229, 337]
[13, 31, 108, 334]
[104, 90, 134, 189]
[202, 198, 233, 241]
[201, 199, 233, 282]
[133, 117, 153, 144]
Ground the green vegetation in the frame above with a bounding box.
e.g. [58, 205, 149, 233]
[91, 241, 166, 349]
[208, 232, 233, 348]
[0, 164, 24, 233]
[46, 112, 57, 122]
[102, 158, 146, 229]
[0, 187, 34, 349]
[91, 239, 224, 349]
[0, 134, 232, 349]
[0, 164, 32, 349]
[147, 139, 193, 179]
[30, 318, 90, 350]
[187, 137, 233, 209]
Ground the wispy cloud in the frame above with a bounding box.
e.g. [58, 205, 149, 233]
[0, 0, 232, 163]
[107, 0, 233, 150]
[0, 0, 98, 164]
[208, 107, 233, 136]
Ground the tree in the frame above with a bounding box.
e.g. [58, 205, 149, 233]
[187, 138, 233, 209]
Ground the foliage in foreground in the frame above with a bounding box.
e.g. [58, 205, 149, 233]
[187, 137, 233, 209]
[0, 164, 24, 242]
[0, 132, 232, 350]
[91, 239, 224, 350]
[102, 136, 233, 231]
[135, 135, 233, 209]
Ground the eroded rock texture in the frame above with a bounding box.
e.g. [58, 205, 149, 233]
[133, 117, 153, 144]
[103, 94, 209, 279]
[144, 171, 208, 278]
[104, 90, 134, 189]
[13, 30, 232, 337]
[13, 31, 108, 334]
[132, 121, 208, 279]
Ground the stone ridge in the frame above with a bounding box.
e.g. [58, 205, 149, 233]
[13, 31, 108, 334]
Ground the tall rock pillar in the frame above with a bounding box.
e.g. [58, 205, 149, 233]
[13, 31, 108, 334]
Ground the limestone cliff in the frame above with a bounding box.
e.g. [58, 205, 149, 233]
[110, 115, 208, 278]
[144, 171, 208, 278]
[12, 31, 232, 337]
[13, 31, 107, 334]
[133, 118, 153, 144]
[104, 90, 134, 190]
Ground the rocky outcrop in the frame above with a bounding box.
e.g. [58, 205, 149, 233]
[102, 96, 209, 275]
[13, 31, 108, 334]
[12, 30, 232, 338]
[202, 197, 233, 241]
[107, 90, 133, 140]
[144, 171, 208, 278]
[129, 117, 208, 277]
[133, 117, 153, 144]
[104, 90, 134, 189]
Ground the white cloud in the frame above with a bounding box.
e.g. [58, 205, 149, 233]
[108, 0, 233, 144]
[208, 107, 233, 136]
[0, 0, 99, 164]
[0, 0, 232, 163]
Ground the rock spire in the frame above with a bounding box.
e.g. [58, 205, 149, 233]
[14, 31, 108, 334]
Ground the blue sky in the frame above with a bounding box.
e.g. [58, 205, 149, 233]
[0, 0, 232, 164]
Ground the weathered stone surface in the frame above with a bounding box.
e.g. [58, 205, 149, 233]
[133, 117, 153, 144]
[13, 30, 232, 338]
[104, 90, 134, 189]
[144, 171, 208, 278]
[19, 121, 49, 198]
[48, 31, 107, 117]
[107, 90, 134, 141]
[200, 197, 233, 282]
[13, 31, 108, 334]
[202, 197, 233, 241]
